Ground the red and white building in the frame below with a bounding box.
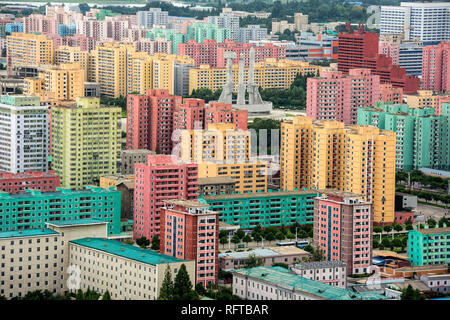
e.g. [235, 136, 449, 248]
[313, 190, 373, 276]
[161, 199, 219, 287]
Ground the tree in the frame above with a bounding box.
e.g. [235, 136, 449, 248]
[392, 238, 403, 249]
[381, 238, 391, 249]
[374, 226, 383, 233]
[244, 254, 264, 268]
[383, 225, 392, 233]
[136, 236, 150, 248]
[220, 236, 228, 249]
[427, 218, 437, 228]
[158, 266, 174, 300]
[242, 234, 252, 245]
[253, 233, 262, 243]
[151, 235, 160, 251]
[173, 264, 198, 300]
[236, 229, 245, 240]
[195, 282, 207, 296]
[231, 234, 240, 246]
[272, 262, 289, 269]
[102, 290, 111, 300]
[406, 224, 414, 231]
[275, 231, 285, 241]
[303, 244, 313, 253]
[312, 246, 325, 262]
[219, 230, 228, 239]
[438, 217, 449, 228]
[401, 284, 424, 300]
[265, 232, 275, 242]
[393, 224, 404, 232]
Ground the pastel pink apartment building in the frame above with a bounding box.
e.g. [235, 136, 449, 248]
[306, 68, 381, 125]
[421, 42, 450, 93]
[133, 155, 198, 241]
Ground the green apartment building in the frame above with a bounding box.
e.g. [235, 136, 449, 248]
[0, 186, 121, 235]
[408, 226, 450, 266]
[357, 102, 449, 171]
[146, 24, 231, 54]
[51, 97, 121, 189]
[199, 189, 318, 229]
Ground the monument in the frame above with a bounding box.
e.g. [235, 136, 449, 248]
[217, 47, 272, 114]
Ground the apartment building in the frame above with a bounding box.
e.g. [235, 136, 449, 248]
[189, 59, 320, 94]
[0, 95, 48, 174]
[136, 8, 168, 29]
[51, 97, 121, 189]
[306, 68, 381, 125]
[133, 155, 198, 241]
[201, 189, 318, 229]
[357, 102, 449, 171]
[408, 226, 450, 266]
[120, 149, 155, 175]
[379, 83, 403, 104]
[313, 191, 373, 275]
[280, 117, 396, 224]
[198, 161, 268, 195]
[197, 177, 236, 197]
[421, 42, 450, 93]
[0, 171, 60, 194]
[161, 199, 219, 287]
[6, 32, 54, 65]
[54, 45, 90, 79]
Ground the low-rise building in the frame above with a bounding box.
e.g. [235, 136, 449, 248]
[201, 189, 318, 229]
[70, 237, 195, 300]
[420, 274, 450, 294]
[408, 226, 450, 266]
[290, 261, 347, 288]
[219, 247, 310, 271]
[232, 266, 387, 300]
[100, 175, 135, 220]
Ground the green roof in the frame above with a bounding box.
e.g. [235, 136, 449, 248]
[232, 267, 387, 300]
[0, 228, 58, 239]
[46, 219, 107, 227]
[70, 238, 186, 266]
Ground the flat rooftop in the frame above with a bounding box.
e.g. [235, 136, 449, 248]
[46, 219, 107, 228]
[233, 266, 387, 300]
[0, 228, 58, 239]
[163, 199, 210, 208]
[293, 260, 347, 270]
[203, 189, 318, 201]
[0, 186, 117, 199]
[415, 227, 450, 235]
[70, 238, 186, 266]
[198, 177, 236, 185]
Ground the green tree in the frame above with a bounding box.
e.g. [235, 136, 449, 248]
[236, 229, 245, 240]
[438, 217, 449, 227]
[253, 233, 262, 243]
[220, 236, 228, 248]
[383, 225, 392, 233]
[242, 234, 252, 245]
[173, 264, 198, 300]
[151, 235, 160, 251]
[427, 218, 437, 228]
[401, 284, 424, 300]
[275, 231, 285, 241]
[195, 282, 207, 296]
[393, 224, 404, 232]
[136, 236, 150, 248]
[374, 226, 383, 233]
[312, 246, 325, 262]
[381, 238, 391, 248]
[244, 253, 264, 268]
[102, 290, 111, 300]
[231, 234, 241, 246]
[392, 238, 403, 248]
[158, 266, 174, 300]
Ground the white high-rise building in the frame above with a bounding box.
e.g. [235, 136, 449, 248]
[207, 12, 240, 41]
[137, 8, 168, 29]
[380, 2, 450, 42]
[0, 96, 48, 174]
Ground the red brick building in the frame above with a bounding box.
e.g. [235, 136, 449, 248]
[0, 171, 60, 194]
[133, 155, 198, 241]
[337, 26, 419, 94]
[161, 199, 219, 287]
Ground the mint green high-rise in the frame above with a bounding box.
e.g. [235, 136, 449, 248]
[408, 226, 450, 266]
[357, 102, 449, 171]
[146, 28, 185, 54]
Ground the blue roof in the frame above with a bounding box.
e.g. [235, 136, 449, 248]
[70, 238, 186, 266]
[0, 228, 58, 239]
[233, 267, 388, 300]
[46, 219, 107, 227]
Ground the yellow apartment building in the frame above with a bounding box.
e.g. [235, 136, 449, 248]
[198, 161, 268, 194]
[90, 43, 194, 97]
[6, 32, 54, 65]
[280, 116, 396, 224]
[189, 59, 321, 94]
[24, 62, 85, 102]
[55, 45, 90, 79]
[180, 123, 251, 163]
